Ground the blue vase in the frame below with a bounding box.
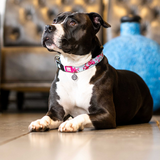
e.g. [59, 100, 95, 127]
[104, 15, 160, 111]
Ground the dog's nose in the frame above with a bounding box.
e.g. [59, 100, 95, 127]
[45, 25, 54, 33]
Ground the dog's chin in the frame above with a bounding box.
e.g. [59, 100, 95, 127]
[44, 40, 60, 52]
[46, 44, 56, 51]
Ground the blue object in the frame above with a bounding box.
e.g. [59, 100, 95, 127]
[104, 15, 160, 111]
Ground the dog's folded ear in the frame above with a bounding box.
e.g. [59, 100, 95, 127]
[87, 12, 111, 34]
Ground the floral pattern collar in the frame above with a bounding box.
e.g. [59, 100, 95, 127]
[55, 52, 104, 74]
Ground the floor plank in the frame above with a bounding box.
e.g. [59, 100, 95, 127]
[0, 113, 44, 144]
[0, 114, 160, 160]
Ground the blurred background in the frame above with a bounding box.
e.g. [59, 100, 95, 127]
[0, 0, 160, 114]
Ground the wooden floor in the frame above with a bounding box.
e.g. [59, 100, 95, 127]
[0, 113, 160, 160]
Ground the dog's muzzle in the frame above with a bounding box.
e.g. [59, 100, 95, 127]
[44, 39, 53, 47]
[42, 25, 56, 48]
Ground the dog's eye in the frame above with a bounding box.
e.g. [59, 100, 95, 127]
[53, 19, 57, 24]
[69, 20, 76, 26]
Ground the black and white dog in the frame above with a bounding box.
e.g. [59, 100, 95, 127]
[29, 12, 153, 132]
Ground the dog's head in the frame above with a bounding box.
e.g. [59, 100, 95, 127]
[42, 12, 111, 55]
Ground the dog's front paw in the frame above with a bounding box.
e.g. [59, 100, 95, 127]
[28, 116, 51, 132]
[58, 118, 84, 133]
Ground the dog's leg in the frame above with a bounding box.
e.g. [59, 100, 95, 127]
[28, 115, 63, 132]
[28, 81, 66, 132]
[58, 111, 116, 132]
[58, 114, 93, 132]
[28, 104, 65, 132]
[59, 96, 116, 132]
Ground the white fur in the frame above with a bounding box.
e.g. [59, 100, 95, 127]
[56, 53, 96, 118]
[60, 52, 92, 66]
[29, 19, 96, 132]
[46, 23, 64, 52]
[28, 116, 62, 132]
[28, 53, 96, 132]
[53, 24, 64, 48]
[58, 114, 94, 132]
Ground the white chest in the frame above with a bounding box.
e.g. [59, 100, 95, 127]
[56, 67, 96, 117]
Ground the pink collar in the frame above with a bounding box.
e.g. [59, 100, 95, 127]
[55, 52, 104, 73]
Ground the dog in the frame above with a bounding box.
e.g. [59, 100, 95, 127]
[28, 12, 153, 132]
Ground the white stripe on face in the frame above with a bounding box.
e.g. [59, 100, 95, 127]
[52, 24, 65, 48]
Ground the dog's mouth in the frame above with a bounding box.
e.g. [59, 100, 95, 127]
[45, 39, 54, 49]
[43, 38, 58, 51]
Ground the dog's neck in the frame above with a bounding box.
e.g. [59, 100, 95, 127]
[60, 52, 92, 67]
[60, 36, 103, 66]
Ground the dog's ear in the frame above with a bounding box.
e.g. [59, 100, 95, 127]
[87, 12, 111, 34]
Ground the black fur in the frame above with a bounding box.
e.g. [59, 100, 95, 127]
[42, 12, 153, 130]
[89, 56, 153, 129]
[46, 69, 65, 122]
